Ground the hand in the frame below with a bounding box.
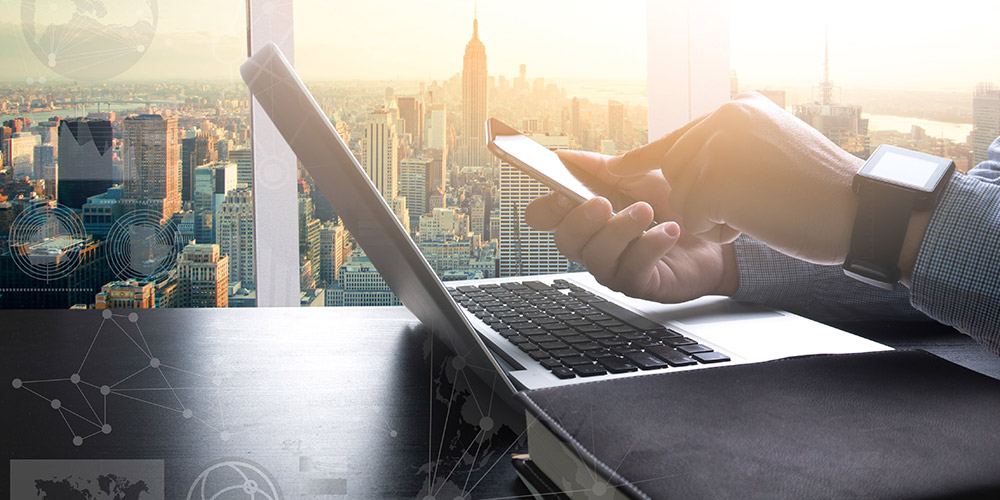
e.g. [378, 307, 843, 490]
[524, 149, 738, 304]
[614, 92, 863, 265]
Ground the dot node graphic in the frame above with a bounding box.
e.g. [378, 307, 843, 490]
[10, 310, 232, 446]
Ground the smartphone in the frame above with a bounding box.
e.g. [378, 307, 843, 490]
[486, 118, 615, 205]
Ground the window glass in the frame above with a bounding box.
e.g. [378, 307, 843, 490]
[0, 0, 255, 309]
[293, 0, 647, 306]
[729, 0, 1000, 170]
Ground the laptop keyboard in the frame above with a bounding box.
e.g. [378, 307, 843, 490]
[447, 279, 730, 380]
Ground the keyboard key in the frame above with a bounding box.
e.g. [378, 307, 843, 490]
[634, 339, 663, 348]
[608, 325, 637, 334]
[596, 320, 625, 328]
[566, 319, 592, 327]
[457, 285, 479, 293]
[575, 325, 603, 333]
[598, 357, 638, 373]
[598, 338, 627, 347]
[561, 335, 591, 344]
[645, 346, 698, 367]
[561, 355, 593, 366]
[624, 351, 670, 370]
[611, 346, 641, 356]
[663, 337, 697, 347]
[540, 359, 563, 369]
[528, 350, 551, 361]
[508, 336, 531, 345]
[549, 348, 580, 359]
[573, 364, 608, 377]
[496, 328, 518, 338]
[523, 281, 552, 291]
[590, 300, 664, 331]
[551, 366, 576, 379]
[693, 351, 731, 363]
[537, 340, 569, 351]
[647, 329, 681, 340]
[583, 330, 614, 340]
[620, 332, 647, 341]
[574, 342, 604, 352]
[677, 344, 713, 355]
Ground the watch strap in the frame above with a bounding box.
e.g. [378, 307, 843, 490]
[843, 180, 916, 290]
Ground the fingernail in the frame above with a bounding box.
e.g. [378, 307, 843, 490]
[585, 200, 606, 221]
[629, 204, 648, 222]
[663, 222, 681, 238]
[555, 194, 573, 209]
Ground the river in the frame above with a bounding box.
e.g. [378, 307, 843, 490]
[863, 114, 972, 143]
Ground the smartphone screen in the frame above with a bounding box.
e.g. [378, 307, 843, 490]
[489, 132, 599, 205]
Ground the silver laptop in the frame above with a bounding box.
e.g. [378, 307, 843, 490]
[240, 43, 888, 393]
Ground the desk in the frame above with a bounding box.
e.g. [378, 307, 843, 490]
[2, 307, 997, 498]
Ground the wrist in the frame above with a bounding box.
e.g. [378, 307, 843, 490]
[716, 243, 739, 296]
[898, 210, 931, 288]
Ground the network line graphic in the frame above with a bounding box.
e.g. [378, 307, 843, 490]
[11, 310, 231, 446]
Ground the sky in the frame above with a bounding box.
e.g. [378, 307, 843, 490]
[0, 0, 997, 91]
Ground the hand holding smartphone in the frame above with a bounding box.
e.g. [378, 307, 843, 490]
[486, 118, 646, 217]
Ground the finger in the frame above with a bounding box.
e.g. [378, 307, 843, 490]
[554, 150, 619, 186]
[525, 192, 577, 231]
[612, 222, 682, 294]
[552, 197, 613, 263]
[580, 202, 655, 278]
[608, 113, 710, 176]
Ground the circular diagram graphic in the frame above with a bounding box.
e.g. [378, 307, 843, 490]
[106, 209, 183, 280]
[20, 0, 158, 81]
[187, 461, 281, 500]
[8, 203, 88, 281]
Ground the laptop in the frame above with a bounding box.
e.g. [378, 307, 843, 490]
[239, 43, 888, 393]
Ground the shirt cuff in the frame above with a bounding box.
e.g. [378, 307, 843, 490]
[910, 173, 1000, 348]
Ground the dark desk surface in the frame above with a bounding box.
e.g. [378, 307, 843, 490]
[2, 307, 997, 498]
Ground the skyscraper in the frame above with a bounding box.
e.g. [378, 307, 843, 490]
[216, 187, 255, 289]
[177, 243, 229, 308]
[400, 158, 432, 231]
[499, 134, 572, 277]
[181, 133, 218, 202]
[57, 118, 113, 210]
[973, 82, 1000, 165]
[193, 161, 237, 244]
[571, 97, 581, 139]
[229, 147, 253, 188]
[319, 222, 347, 287]
[8, 133, 40, 179]
[608, 100, 625, 150]
[396, 96, 423, 152]
[122, 114, 181, 218]
[458, 13, 489, 168]
[362, 107, 399, 200]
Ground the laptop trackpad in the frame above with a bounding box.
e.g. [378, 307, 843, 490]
[669, 300, 782, 324]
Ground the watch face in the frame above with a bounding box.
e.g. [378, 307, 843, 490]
[858, 145, 954, 193]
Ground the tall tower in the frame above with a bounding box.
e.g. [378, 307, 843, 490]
[122, 114, 181, 218]
[973, 82, 1000, 165]
[459, 10, 489, 168]
[499, 134, 571, 277]
[362, 107, 399, 200]
[820, 27, 834, 106]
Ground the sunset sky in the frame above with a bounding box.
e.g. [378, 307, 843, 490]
[0, 0, 997, 91]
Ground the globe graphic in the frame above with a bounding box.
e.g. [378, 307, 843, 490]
[20, 0, 158, 81]
[187, 461, 281, 500]
[106, 209, 183, 280]
[8, 202, 88, 281]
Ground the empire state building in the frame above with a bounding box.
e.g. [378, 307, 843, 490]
[459, 14, 489, 168]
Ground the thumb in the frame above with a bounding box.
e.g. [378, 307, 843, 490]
[609, 113, 710, 176]
[554, 149, 618, 185]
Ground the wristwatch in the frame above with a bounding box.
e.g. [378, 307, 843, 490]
[843, 145, 954, 289]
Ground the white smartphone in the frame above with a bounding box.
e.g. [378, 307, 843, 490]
[486, 117, 651, 225]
